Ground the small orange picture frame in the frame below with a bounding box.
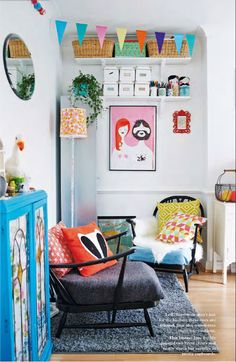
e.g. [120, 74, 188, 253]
[173, 110, 191, 133]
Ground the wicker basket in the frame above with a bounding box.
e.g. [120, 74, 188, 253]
[72, 38, 114, 58]
[147, 38, 189, 58]
[215, 169, 236, 202]
[8, 39, 31, 58]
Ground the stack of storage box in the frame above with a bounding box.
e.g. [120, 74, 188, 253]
[103, 66, 151, 97]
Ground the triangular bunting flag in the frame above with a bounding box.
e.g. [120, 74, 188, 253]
[136, 30, 147, 52]
[96, 25, 108, 48]
[116, 28, 127, 51]
[186, 34, 196, 56]
[155, 32, 165, 54]
[76, 23, 88, 46]
[55, 20, 67, 45]
[174, 33, 184, 55]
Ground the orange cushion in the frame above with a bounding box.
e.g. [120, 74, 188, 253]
[48, 221, 73, 278]
[62, 222, 117, 277]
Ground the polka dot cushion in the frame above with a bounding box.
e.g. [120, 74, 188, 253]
[48, 221, 73, 278]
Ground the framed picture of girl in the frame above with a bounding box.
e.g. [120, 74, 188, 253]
[109, 105, 157, 171]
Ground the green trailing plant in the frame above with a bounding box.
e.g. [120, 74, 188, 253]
[68, 71, 103, 125]
[17, 74, 35, 100]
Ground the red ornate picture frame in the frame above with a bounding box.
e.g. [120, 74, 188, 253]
[173, 110, 191, 133]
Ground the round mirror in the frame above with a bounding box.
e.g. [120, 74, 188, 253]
[3, 34, 35, 100]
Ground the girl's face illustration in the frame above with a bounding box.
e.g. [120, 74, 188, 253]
[118, 125, 129, 137]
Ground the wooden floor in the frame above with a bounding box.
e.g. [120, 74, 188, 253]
[51, 273, 235, 362]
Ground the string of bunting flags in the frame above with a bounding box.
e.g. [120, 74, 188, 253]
[55, 20, 196, 56]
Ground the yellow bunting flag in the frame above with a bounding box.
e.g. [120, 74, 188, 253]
[116, 28, 127, 51]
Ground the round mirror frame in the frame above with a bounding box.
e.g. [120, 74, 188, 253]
[3, 34, 35, 101]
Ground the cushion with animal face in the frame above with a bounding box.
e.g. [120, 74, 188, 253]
[62, 222, 117, 276]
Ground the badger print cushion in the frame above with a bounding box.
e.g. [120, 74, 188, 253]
[62, 222, 117, 277]
[48, 221, 73, 278]
[157, 212, 207, 244]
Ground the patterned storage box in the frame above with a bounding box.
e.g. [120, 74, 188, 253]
[115, 41, 146, 57]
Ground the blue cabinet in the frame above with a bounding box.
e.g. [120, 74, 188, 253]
[0, 191, 52, 361]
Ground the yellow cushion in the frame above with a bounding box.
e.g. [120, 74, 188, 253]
[157, 199, 203, 242]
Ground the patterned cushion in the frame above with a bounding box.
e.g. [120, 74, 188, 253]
[62, 222, 117, 277]
[48, 222, 73, 278]
[157, 199, 203, 242]
[157, 212, 207, 243]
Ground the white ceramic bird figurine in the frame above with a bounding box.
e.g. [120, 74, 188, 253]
[5, 135, 26, 180]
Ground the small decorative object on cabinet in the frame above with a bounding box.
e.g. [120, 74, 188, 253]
[179, 76, 190, 96]
[168, 75, 179, 96]
[213, 199, 236, 284]
[215, 169, 236, 202]
[0, 191, 52, 361]
[173, 109, 191, 133]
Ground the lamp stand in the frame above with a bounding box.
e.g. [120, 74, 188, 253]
[71, 137, 75, 227]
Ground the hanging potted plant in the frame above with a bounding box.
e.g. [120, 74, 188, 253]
[17, 73, 35, 100]
[68, 71, 103, 126]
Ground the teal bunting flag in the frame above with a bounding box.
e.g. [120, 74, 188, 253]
[174, 33, 184, 55]
[55, 20, 67, 45]
[186, 34, 196, 56]
[76, 23, 88, 45]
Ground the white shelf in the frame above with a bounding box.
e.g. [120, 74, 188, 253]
[6, 58, 32, 66]
[102, 96, 191, 102]
[75, 57, 191, 66]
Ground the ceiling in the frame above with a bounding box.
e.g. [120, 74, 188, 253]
[50, 0, 232, 38]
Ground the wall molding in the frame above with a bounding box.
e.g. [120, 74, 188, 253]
[97, 189, 214, 195]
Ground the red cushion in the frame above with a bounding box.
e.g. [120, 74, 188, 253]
[48, 221, 73, 278]
[62, 222, 117, 277]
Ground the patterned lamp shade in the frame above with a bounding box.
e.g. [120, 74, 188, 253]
[60, 108, 87, 138]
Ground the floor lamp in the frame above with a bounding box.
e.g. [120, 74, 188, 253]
[60, 108, 87, 227]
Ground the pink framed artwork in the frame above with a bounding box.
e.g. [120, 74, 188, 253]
[173, 110, 191, 133]
[109, 105, 157, 171]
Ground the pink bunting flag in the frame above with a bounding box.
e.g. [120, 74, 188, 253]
[96, 25, 108, 49]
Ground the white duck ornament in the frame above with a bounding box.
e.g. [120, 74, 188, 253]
[5, 135, 26, 180]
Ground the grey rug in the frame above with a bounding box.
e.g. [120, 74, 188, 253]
[51, 272, 218, 353]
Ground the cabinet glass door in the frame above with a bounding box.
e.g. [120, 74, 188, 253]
[10, 214, 31, 361]
[35, 206, 48, 356]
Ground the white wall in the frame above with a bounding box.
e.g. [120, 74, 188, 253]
[59, 0, 235, 268]
[0, 1, 61, 226]
[61, 37, 204, 200]
[0, 0, 234, 268]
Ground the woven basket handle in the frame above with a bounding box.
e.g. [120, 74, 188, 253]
[217, 169, 236, 184]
